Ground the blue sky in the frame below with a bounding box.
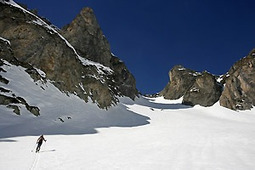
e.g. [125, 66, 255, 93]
[16, 0, 255, 94]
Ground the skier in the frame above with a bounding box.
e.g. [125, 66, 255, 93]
[36, 135, 47, 153]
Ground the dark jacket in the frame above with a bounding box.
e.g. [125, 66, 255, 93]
[37, 135, 46, 144]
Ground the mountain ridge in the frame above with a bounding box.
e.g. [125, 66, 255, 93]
[1, 0, 255, 115]
[0, 0, 138, 114]
[160, 49, 255, 110]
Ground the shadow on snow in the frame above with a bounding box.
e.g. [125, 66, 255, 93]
[0, 96, 190, 140]
[0, 102, 151, 139]
[122, 96, 191, 110]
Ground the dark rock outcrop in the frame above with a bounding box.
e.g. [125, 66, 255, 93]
[183, 71, 222, 107]
[61, 7, 138, 100]
[160, 65, 223, 107]
[109, 55, 137, 100]
[0, 2, 138, 110]
[161, 49, 255, 110]
[160, 65, 198, 99]
[0, 38, 40, 115]
[61, 7, 112, 67]
[220, 49, 255, 110]
[0, 94, 40, 116]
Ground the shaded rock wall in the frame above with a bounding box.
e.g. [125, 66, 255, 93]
[0, 38, 40, 115]
[0, 2, 137, 110]
[61, 7, 138, 100]
[61, 7, 112, 67]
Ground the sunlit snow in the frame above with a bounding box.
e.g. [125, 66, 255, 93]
[1, 61, 255, 170]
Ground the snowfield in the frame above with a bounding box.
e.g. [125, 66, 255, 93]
[1, 1, 255, 169]
[1, 62, 255, 170]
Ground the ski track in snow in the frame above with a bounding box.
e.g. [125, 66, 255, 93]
[30, 153, 39, 170]
[1, 96, 255, 170]
[0, 16, 255, 168]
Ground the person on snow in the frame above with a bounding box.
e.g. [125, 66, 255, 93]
[36, 135, 46, 152]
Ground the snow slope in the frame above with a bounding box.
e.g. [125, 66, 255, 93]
[1, 62, 255, 170]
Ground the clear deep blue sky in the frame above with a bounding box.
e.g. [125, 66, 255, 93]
[16, 0, 255, 94]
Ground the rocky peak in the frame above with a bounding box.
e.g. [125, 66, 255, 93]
[61, 7, 138, 100]
[160, 65, 222, 107]
[80, 7, 98, 26]
[159, 65, 198, 99]
[61, 7, 112, 67]
[161, 49, 255, 110]
[0, 1, 137, 112]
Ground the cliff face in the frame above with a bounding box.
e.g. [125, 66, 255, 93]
[160, 65, 222, 107]
[161, 49, 255, 110]
[182, 71, 222, 107]
[159, 65, 197, 100]
[0, 37, 41, 115]
[0, 1, 137, 113]
[220, 49, 255, 110]
[61, 7, 112, 67]
[61, 7, 138, 100]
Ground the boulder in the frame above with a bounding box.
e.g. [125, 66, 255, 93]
[183, 71, 222, 106]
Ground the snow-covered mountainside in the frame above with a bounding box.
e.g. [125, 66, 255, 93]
[0, 60, 148, 137]
[1, 1, 255, 169]
[0, 0, 137, 111]
[1, 59, 255, 170]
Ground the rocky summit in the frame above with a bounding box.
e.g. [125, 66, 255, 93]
[161, 49, 255, 111]
[159, 65, 198, 100]
[160, 65, 222, 107]
[0, 0, 254, 115]
[0, 1, 137, 114]
[61, 7, 137, 101]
